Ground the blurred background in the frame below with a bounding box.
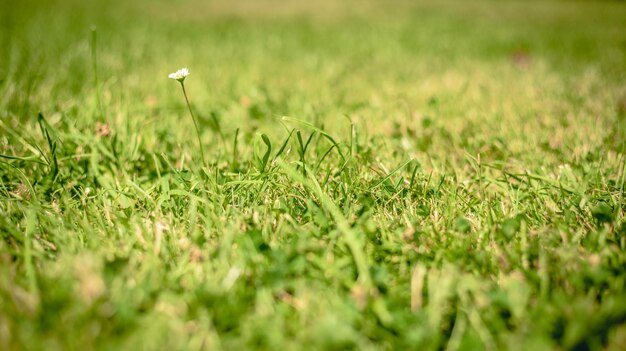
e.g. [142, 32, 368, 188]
[1, 0, 625, 163]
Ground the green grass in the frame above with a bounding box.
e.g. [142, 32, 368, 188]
[1, 0, 626, 349]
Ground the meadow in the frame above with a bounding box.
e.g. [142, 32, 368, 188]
[1, 0, 625, 349]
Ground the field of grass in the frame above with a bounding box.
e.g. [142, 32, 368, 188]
[1, 0, 626, 349]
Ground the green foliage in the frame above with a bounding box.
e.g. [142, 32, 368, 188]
[1, 0, 626, 350]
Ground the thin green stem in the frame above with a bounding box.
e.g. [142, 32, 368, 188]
[91, 27, 104, 119]
[180, 82, 206, 167]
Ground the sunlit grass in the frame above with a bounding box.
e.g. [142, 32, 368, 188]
[1, 0, 625, 350]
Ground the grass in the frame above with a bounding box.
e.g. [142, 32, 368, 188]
[1, 0, 626, 349]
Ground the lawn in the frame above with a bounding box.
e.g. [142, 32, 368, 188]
[1, 0, 625, 349]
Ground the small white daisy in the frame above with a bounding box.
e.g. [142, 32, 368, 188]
[168, 67, 189, 82]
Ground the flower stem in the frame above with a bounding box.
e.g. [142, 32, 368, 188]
[180, 82, 206, 167]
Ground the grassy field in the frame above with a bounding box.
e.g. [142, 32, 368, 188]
[1, 0, 626, 349]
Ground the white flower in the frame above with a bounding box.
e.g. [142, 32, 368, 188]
[168, 67, 189, 82]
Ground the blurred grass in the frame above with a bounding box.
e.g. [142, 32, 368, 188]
[1, 0, 626, 350]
